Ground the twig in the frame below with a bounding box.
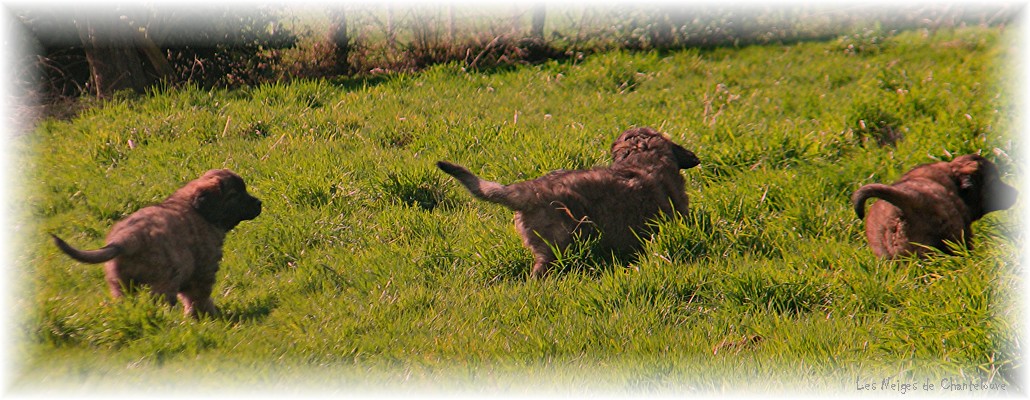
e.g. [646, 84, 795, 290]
[260, 132, 288, 161]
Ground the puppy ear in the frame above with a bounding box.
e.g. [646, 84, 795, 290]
[611, 135, 640, 163]
[958, 175, 976, 191]
[673, 145, 700, 169]
[192, 181, 223, 223]
[954, 155, 1019, 215]
[951, 155, 995, 218]
[952, 156, 982, 191]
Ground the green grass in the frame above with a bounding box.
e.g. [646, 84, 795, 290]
[10, 26, 1023, 395]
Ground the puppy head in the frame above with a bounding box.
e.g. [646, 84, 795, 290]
[190, 169, 263, 230]
[611, 127, 700, 170]
[950, 154, 1018, 218]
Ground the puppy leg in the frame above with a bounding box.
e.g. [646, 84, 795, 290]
[529, 248, 557, 278]
[178, 293, 217, 318]
[105, 277, 125, 299]
[522, 232, 557, 278]
[103, 262, 127, 299]
[178, 279, 218, 318]
[516, 211, 574, 279]
[669, 190, 690, 217]
[147, 282, 180, 307]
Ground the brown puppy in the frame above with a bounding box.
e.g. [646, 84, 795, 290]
[438, 127, 700, 278]
[51, 169, 262, 317]
[852, 154, 1017, 258]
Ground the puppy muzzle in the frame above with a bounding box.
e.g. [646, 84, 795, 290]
[985, 182, 1018, 213]
[244, 198, 263, 220]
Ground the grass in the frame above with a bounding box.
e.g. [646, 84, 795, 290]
[9, 25, 1024, 395]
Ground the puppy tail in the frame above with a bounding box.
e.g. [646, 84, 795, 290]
[50, 234, 122, 264]
[851, 183, 910, 220]
[437, 161, 519, 209]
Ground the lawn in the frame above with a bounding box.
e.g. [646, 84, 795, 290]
[7, 25, 1024, 395]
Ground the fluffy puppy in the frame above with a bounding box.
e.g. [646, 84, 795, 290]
[51, 169, 262, 317]
[852, 154, 1017, 258]
[438, 127, 700, 278]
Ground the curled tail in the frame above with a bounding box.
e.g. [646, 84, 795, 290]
[437, 161, 520, 209]
[851, 183, 912, 219]
[50, 234, 122, 264]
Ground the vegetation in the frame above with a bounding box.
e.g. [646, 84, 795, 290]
[15, 3, 1018, 100]
[10, 24, 1022, 395]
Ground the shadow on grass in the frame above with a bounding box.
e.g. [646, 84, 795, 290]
[220, 295, 278, 324]
[325, 73, 396, 92]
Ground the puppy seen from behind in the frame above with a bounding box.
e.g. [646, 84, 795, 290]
[852, 154, 1017, 258]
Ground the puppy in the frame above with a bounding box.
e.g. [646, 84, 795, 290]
[852, 154, 1017, 258]
[438, 127, 700, 278]
[51, 169, 262, 317]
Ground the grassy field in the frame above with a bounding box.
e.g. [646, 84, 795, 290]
[8, 25, 1024, 395]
